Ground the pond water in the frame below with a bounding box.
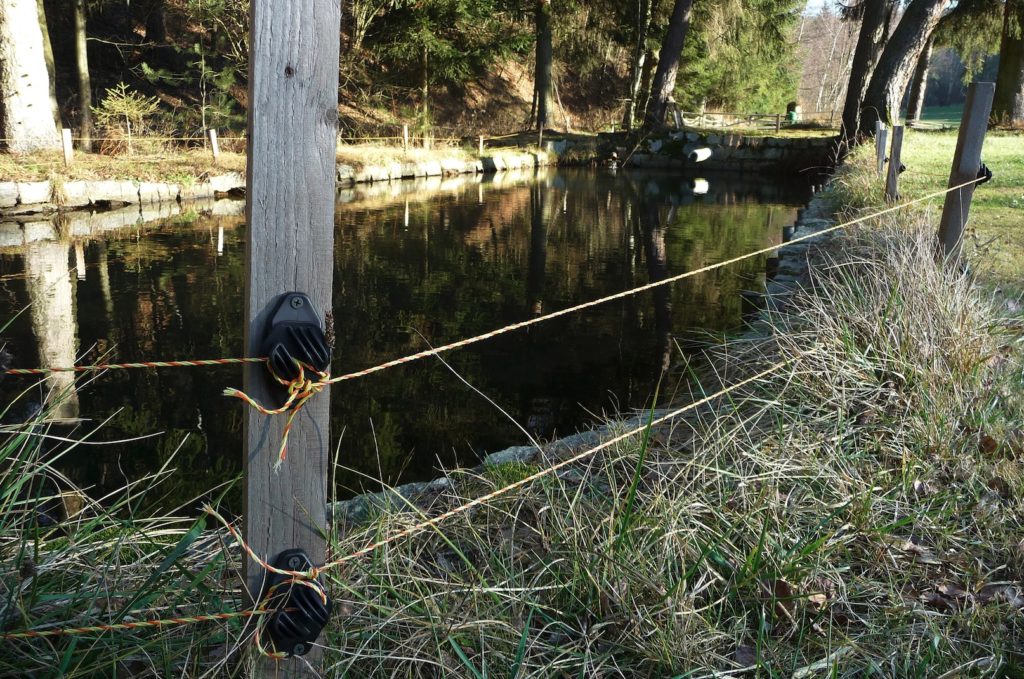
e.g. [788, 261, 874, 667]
[0, 168, 809, 510]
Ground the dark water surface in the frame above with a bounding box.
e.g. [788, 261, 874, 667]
[0, 168, 808, 509]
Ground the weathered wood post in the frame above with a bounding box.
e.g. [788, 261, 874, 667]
[885, 125, 904, 202]
[243, 0, 340, 674]
[938, 82, 994, 262]
[61, 129, 74, 167]
[402, 124, 409, 152]
[207, 128, 220, 165]
[875, 121, 887, 178]
[478, 135, 485, 156]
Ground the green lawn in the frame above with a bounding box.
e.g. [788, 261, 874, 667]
[897, 129, 1024, 284]
[917, 104, 964, 128]
[841, 128, 1024, 285]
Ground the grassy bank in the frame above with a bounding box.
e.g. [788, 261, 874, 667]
[0, 144, 475, 184]
[2, 134, 1022, 676]
[317, 216, 1023, 674]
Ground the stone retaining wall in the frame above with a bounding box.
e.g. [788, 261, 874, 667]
[1, 150, 555, 214]
[625, 132, 839, 174]
[337, 150, 552, 186]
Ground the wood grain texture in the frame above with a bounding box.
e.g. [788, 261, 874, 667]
[938, 82, 994, 261]
[875, 121, 887, 178]
[243, 0, 340, 674]
[885, 125, 903, 203]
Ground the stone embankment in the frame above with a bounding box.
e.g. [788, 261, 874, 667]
[622, 131, 839, 174]
[0, 150, 555, 214]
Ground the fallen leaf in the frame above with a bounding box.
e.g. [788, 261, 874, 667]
[977, 583, 1024, 609]
[937, 583, 970, 600]
[920, 591, 957, 612]
[808, 592, 828, 612]
[762, 579, 797, 620]
[901, 540, 943, 565]
[988, 477, 1013, 499]
[979, 434, 999, 454]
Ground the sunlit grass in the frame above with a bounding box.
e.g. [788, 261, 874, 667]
[831, 128, 1024, 285]
[0, 148, 246, 183]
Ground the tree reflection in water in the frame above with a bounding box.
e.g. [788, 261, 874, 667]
[0, 169, 808, 510]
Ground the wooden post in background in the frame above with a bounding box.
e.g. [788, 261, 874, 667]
[207, 128, 220, 165]
[775, 113, 781, 132]
[875, 121, 887, 178]
[478, 135, 485, 156]
[938, 82, 994, 262]
[61, 129, 74, 167]
[402, 124, 409, 152]
[884, 125, 904, 202]
[243, 0, 340, 674]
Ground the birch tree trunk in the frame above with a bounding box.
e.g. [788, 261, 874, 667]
[859, 0, 950, 137]
[994, 0, 1024, 123]
[644, 0, 694, 131]
[0, 0, 61, 152]
[906, 35, 934, 123]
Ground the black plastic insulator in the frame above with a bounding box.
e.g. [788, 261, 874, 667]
[977, 162, 993, 185]
[898, 162, 907, 174]
[265, 549, 332, 658]
[260, 292, 331, 382]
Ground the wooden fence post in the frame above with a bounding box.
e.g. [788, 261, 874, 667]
[244, 0, 340, 674]
[479, 135, 485, 156]
[875, 121, 887, 178]
[775, 113, 781, 132]
[207, 128, 220, 165]
[885, 125, 904, 202]
[938, 82, 994, 262]
[61, 129, 74, 167]
[402, 124, 409, 152]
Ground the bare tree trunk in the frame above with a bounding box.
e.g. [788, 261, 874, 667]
[534, 0, 553, 132]
[0, 0, 61, 152]
[36, 0, 60, 127]
[644, 0, 694, 131]
[622, 0, 653, 130]
[637, 47, 657, 121]
[74, 0, 92, 149]
[994, 0, 1024, 124]
[859, 0, 950, 137]
[145, 0, 168, 43]
[840, 0, 896, 144]
[906, 35, 934, 123]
